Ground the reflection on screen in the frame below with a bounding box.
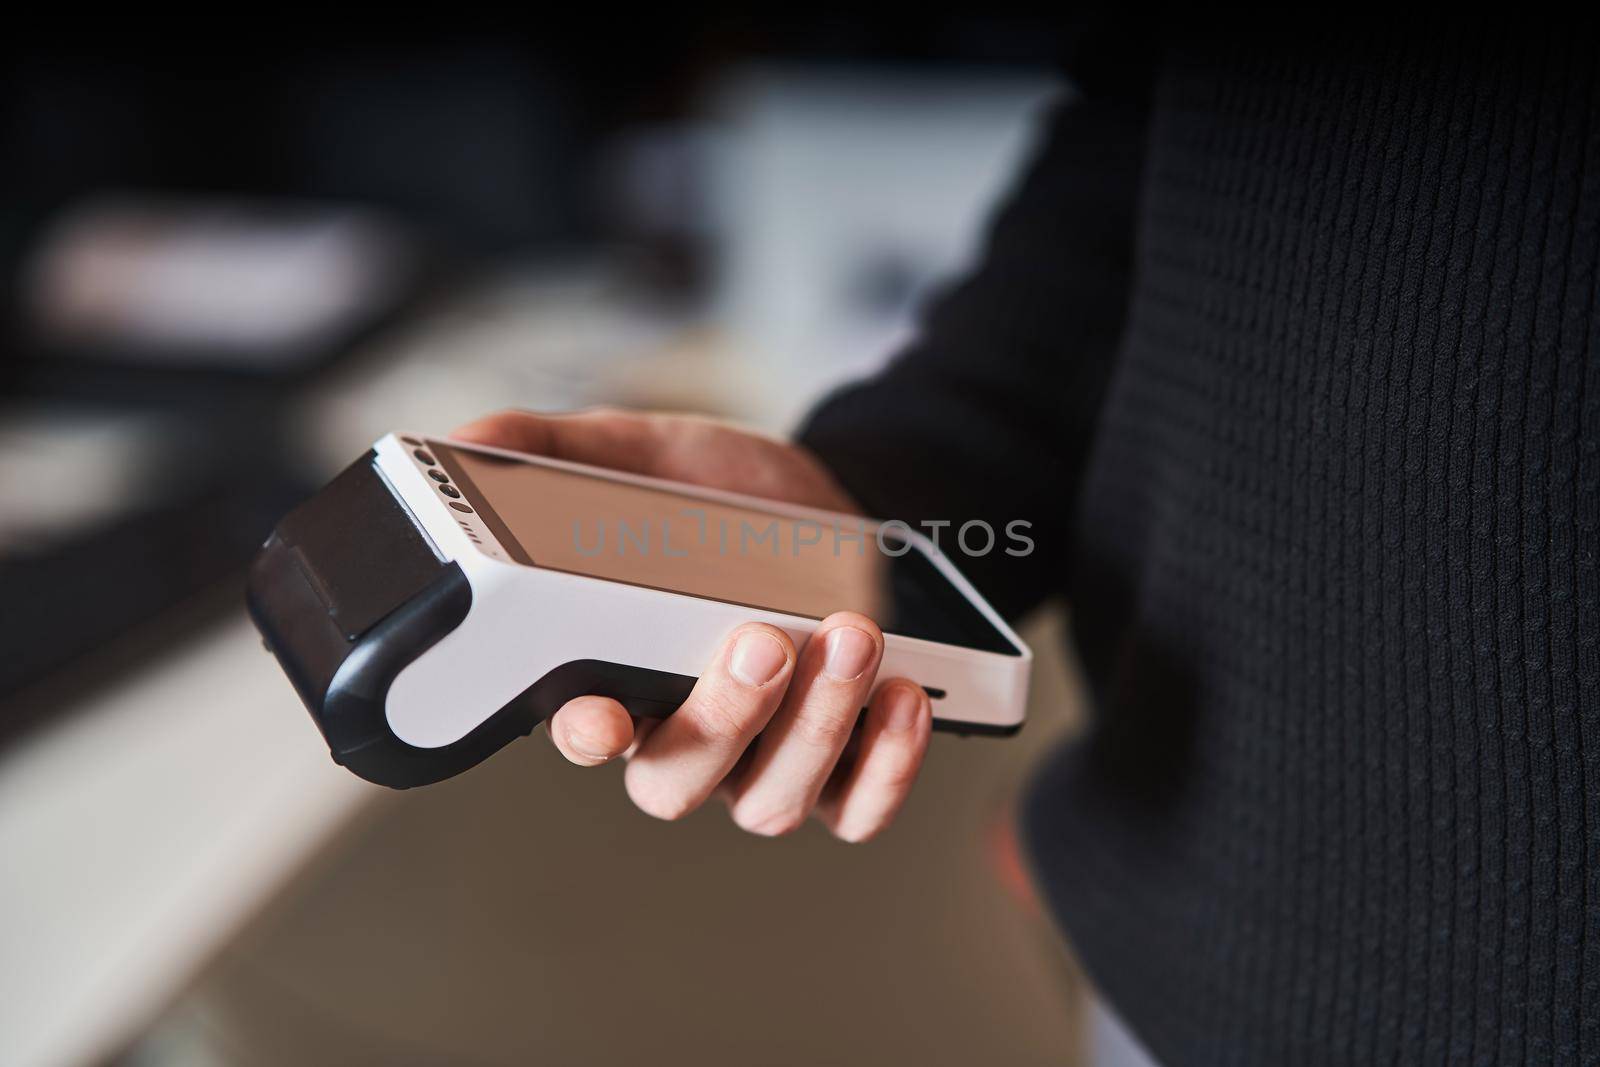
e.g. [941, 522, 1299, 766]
[434, 443, 1018, 655]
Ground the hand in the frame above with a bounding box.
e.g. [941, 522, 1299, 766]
[452, 408, 933, 842]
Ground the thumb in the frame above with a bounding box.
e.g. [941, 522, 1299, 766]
[546, 695, 637, 767]
[451, 408, 662, 475]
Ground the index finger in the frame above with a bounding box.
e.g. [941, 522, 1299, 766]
[622, 623, 796, 821]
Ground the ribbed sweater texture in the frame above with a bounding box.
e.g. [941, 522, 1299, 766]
[802, 25, 1600, 1066]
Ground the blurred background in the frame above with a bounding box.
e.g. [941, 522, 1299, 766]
[0, 14, 1093, 1065]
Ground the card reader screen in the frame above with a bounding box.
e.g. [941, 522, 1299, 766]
[433, 442, 1019, 655]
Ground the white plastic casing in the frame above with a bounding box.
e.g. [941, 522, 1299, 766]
[372, 433, 1032, 748]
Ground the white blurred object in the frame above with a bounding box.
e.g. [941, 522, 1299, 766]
[24, 196, 412, 365]
[0, 618, 373, 1067]
[707, 66, 1062, 429]
[291, 261, 699, 478]
[0, 408, 180, 554]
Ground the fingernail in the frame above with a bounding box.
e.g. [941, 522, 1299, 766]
[731, 631, 788, 687]
[823, 627, 876, 681]
[565, 725, 611, 761]
[883, 685, 924, 733]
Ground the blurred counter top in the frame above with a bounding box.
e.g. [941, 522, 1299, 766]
[0, 618, 373, 1067]
[0, 263, 750, 1067]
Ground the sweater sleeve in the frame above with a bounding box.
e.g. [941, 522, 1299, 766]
[797, 83, 1150, 623]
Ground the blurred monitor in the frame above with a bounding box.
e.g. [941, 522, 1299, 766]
[707, 65, 1061, 425]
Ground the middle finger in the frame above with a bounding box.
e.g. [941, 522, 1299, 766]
[728, 611, 883, 836]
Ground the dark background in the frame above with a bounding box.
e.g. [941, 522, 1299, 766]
[0, 12, 1065, 732]
[0, 19, 1087, 1067]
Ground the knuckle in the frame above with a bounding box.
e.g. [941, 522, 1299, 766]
[790, 702, 861, 749]
[686, 689, 756, 744]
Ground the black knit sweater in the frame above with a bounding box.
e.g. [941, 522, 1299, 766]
[800, 25, 1600, 1067]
